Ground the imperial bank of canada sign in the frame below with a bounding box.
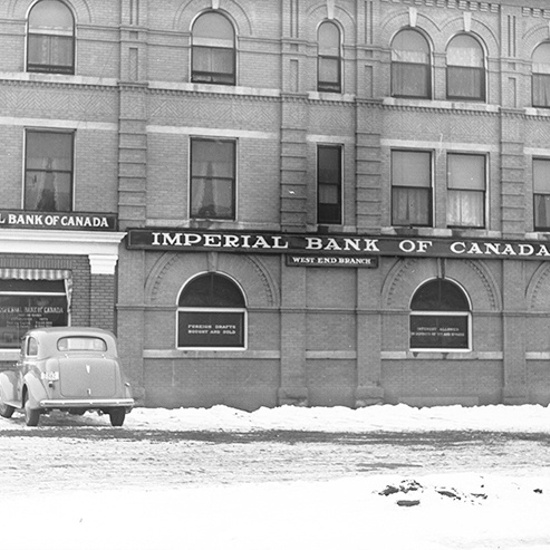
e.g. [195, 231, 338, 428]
[127, 229, 550, 263]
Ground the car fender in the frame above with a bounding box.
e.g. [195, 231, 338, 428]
[23, 371, 48, 409]
[0, 371, 18, 406]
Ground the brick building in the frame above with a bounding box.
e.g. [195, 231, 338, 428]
[3, 0, 550, 408]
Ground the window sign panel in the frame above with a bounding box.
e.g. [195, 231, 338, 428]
[178, 311, 244, 348]
[0, 294, 67, 348]
[410, 314, 469, 350]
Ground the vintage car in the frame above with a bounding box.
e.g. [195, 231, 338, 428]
[0, 327, 134, 426]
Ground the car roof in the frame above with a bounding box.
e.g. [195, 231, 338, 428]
[25, 327, 115, 338]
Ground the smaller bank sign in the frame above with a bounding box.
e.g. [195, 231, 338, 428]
[0, 211, 117, 231]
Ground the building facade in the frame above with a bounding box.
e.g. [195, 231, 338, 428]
[3, 0, 550, 409]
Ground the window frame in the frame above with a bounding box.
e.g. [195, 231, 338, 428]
[532, 43, 550, 109]
[191, 11, 236, 85]
[176, 273, 247, 351]
[189, 137, 237, 221]
[317, 21, 342, 93]
[317, 144, 342, 225]
[391, 149, 433, 227]
[533, 158, 550, 231]
[26, 0, 75, 75]
[0, 280, 68, 350]
[445, 34, 486, 102]
[24, 128, 75, 213]
[391, 29, 432, 99]
[446, 152, 487, 229]
[409, 279, 472, 353]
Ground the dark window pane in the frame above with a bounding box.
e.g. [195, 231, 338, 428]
[411, 279, 469, 311]
[446, 67, 484, 100]
[25, 131, 73, 212]
[410, 314, 469, 349]
[392, 62, 431, 98]
[191, 139, 235, 220]
[179, 273, 245, 308]
[318, 146, 341, 224]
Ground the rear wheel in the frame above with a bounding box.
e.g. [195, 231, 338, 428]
[24, 395, 40, 427]
[109, 408, 126, 427]
[0, 401, 14, 419]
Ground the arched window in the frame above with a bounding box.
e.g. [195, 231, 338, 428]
[532, 43, 550, 108]
[192, 11, 235, 85]
[27, 0, 75, 74]
[318, 21, 341, 93]
[391, 29, 431, 98]
[177, 273, 246, 349]
[410, 279, 471, 351]
[446, 34, 485, 101]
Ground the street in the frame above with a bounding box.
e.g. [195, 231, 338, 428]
[2, 410, 549, 495]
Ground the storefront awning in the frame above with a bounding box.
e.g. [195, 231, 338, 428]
[0, 268, 71, 280]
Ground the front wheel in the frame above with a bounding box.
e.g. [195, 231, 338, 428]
[109, 408, 126, 427]
[24, 395, 40, 427]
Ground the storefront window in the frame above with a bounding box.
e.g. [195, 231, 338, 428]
[0, 279, 68, 348]
[177, 273, 246, 349]
[410, 279, 471, 351]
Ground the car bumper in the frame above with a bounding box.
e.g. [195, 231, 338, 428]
[39, 398, 134, 409]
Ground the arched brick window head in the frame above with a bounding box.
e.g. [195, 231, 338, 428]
[27, 0, 75, 75]
[192, 12, 235, 85]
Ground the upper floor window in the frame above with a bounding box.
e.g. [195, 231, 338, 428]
[446, 34, 485, 101]
[318, 21, 341, 93]
[27, 0, 75, 74]
[391, 29, 431, 99]
[190, 138, 236, 220]
[391, 150, 432, 227]
[317, 145, 342, 224]
[177, 272, 246, 349]
[532, 43, 550, 108]
[410, 279, 471, 352]
[447, 153, 486, 228]
[192, 11, 235, 85]
[25, 129, 73, 212]
[533, 158, 550, 230]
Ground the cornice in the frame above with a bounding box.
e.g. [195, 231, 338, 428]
[380, 0, 500, 12]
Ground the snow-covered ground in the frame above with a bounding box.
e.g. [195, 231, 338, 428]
[3, 404, 550, 550]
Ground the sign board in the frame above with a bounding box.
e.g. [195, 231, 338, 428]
[127, 228, 550, 262]
[178, 311, 244, 348]
[0, 211, 118, 231]
[286, 254, 378, 267]
[410, 314, 469, 350]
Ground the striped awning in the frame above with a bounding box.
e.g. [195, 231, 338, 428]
[0, 268, 71, 280]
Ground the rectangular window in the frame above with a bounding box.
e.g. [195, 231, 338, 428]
[318, 57, 341, 93]
[410, 313, 470, 351]
[190, 138, 236, 220]
[534, 159, 550, 230]
[28, 34, 74, 74]
[192, 46, 235, 85]
[447, 67, 485, 101]
[391, 62, 431, 99]
[447, 153, 486, 228]
[318, 145, 342, 224]
[25, 130, 73, 212]
[391, 150, 432, 226]
[533, 74, 550, 108]
[0, 280, 68, 349]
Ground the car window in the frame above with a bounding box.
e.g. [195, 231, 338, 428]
[57, 337, 107, 352]
[27, 337, 38, 356]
